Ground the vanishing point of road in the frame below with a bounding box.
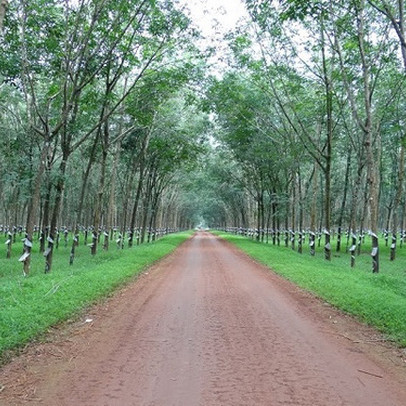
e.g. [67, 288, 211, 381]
[1, 232, 406, 405]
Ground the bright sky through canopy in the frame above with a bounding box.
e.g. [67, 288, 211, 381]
[182, 0, 247, 38]
[179, 0, 248, 75]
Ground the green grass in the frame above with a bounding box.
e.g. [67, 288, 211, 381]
[214, 231, 406, 347]
[0, 231, 192, 362]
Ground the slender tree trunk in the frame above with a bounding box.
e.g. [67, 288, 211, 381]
[92, 141, 108, 256]
[119, 164, 137, 249]
[140, 169, 155, 244]
[336, 147, 351, 252]
[272, 200, 277, 245]
[148, 193, 160, 243]
[256, 192, 262, 242]
[318, 172, 324, 247]
[358, 177, 369, 256]
[284, 184, 290, 247]
[291, 177, 296, 250]
[321, 15, 333, 260]
[78, 135, 99, 226]
[40, 179, 51, 253]
[22, 140, 49, 276]
[128, 166, 145, 247]
[391, 134, 405, 260]
[358, 0, 380, 272]
[349, 160, 364, 234]
[310, 163, 318, 232]
[70, 134, 99, 264]
[6, 229, 12, 259]
[140, 197, 150, 244]
[45, 155, 68, 273]
[260, 192, 265, 242]
[298, 170, 303, 254]
[128, 129, 151, 247]
[104, 142, 120, 251]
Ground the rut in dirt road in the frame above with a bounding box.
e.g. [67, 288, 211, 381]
[1, 232, 406, 406]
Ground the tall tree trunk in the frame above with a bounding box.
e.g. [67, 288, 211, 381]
[40, 177, 51, 253]
[260, 191, 265, 242]
[349, 160, 364, 234]
[310, 163, 318, 232]
[140, 197, 150, 244]
[321, 16, 333, 261]
[337, 147, 352, 252]
[318, 172, 324, 247]
[128, 129, 151, 247]
[22, 141, 49, 276]
[70, 134, 99, 264]
[357, 0, 380, 272]
[358, 176, 369, 256]
[390, 134, 406, 260]
[128, 166, 145, 247]
[291, 177, 296, 250]
[297, 170, 303, 254]
[272, 198, 277, 245]
[45, 155, 68, 273]
[119, 164, 137, 249]
[284, 183, 290, 247]
[91, 138, 108, 256]
[104, 142, 120, 251]
[256, 191, 262, 242]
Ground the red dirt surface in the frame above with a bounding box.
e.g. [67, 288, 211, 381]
[1, 231, 405, 405]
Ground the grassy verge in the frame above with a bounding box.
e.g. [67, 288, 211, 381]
[0, 231, 192, 361]
[214, 231, 406, 347]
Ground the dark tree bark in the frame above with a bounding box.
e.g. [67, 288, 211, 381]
[91, 125, 108, 256]
[70, 134, 99, 264]
[321, 16, 333, 261]
[357, 0, 381, 272]
[291, 178, 296, 250]
[22, 141, 49, 275]
[390, 134, 405, 260]
[336, 147, 352, 252]
[45, 151, 69, 273]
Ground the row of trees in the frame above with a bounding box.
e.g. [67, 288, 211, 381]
[2, 0, 406, 275]
[0, 0, 208, 274]
[197, 0, 406, 272]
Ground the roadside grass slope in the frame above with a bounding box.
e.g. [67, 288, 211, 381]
[0, 232, 192, 362]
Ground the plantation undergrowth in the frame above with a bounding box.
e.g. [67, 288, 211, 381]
[0, 231, 192, 363]
[215, 231, 406, 347]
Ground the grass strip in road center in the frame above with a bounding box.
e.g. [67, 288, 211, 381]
[0, 232, 192, 363]
[214, 231, 406, 347]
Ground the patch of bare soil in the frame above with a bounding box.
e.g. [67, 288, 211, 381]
[0, 232, 405, 405]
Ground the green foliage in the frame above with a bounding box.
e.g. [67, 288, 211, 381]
[0, 231, 192, 362]
[216, 231, 406, 346]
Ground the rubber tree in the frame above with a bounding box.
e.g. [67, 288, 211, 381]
[330, 0, 398, 272]
[368, 0, 406, 71]
[368, 0, 406, 259]
[44, 0, 177, 269]
[2, 0, 195, 272]
[231, 3, 338, 259]
[207, 72, 291, 236]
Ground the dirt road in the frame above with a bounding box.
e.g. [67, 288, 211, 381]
[1, 232, 406, 405]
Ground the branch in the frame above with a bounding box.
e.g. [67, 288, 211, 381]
[70, 40, 166, 152]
